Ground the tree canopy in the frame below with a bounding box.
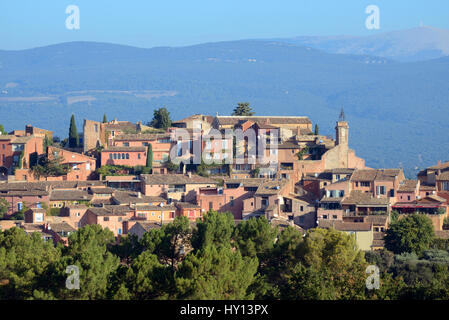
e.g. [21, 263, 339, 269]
[150, 107, 172, 130]
[68, 115, 79, 148]
[232, 102, 255, 116]
[385, 214, 435, 255]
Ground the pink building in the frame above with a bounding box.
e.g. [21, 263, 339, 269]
[101, 146, 147, 167]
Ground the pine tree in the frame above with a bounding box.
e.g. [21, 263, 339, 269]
[150, 108, 172, 129]
[232, 102, 255, 116]
[68, 115, 79, 148]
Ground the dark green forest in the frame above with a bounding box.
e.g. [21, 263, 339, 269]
[1, 211, 448, 300]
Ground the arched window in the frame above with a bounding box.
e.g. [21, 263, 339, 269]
[113, 153, 117, 159]
[118, 153, 121, 159]
[126, 153, 129, 159]
[122, 153, 125, 159]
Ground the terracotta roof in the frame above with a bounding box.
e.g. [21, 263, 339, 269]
[330, 168, 356, 174]
[428, 162, 449, 170]
[437, 171, 449, 181]
[0, 189, 49, 197]
[364, 215, 388, 225]
[172, 114, 214, 124]
[50, 190, 92, 201]
[342, 191, 389, 206]
[351, 169, 401, 182]
[276, 141, 301, 149]
[112, 191, 166, 205]
[420, 185, 436, 191]
[141, 174, 216, 185]
[0, 181, 104, 191]
[175, 202, 201, 209]
[318, 220, 372, 231]
[133, 221, 162, 232]
[255, 179, 288, 195]
[398, 180, 418, 192]
[11, 136, 34, 144]
[49, 222, 76, 233]
[105, 175, 140, 182]
[90, 187, 115, 194]
[134, 204, 176, 211]
[224, 178, 266, 188]
[87, 206, 129, 216]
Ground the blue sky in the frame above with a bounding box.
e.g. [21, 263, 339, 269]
[1, 0, 448, 50]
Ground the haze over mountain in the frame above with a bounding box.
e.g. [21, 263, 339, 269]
[270, 26, 449, 62]
[1, 28, 449, 175]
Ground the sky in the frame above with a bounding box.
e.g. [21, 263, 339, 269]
[0, 0, 449, 50]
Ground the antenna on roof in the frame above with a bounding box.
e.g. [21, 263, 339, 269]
[339, 108, 345, 121]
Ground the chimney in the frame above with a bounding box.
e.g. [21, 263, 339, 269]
[438, 160, 442, 166]
[137, 191, 142, 198]
[188, 171, 192, 178]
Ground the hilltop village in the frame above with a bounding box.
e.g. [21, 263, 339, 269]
[0, 110, 448, 251]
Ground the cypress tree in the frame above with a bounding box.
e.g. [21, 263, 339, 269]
[146, 144, 153, 173]
[103, 114, 107, 123]
[314, 124, 319, 135]
[68, 115, 79, 148]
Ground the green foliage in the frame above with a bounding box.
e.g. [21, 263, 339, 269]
[314, 124, 319, 135]
[0, 228, 60, 299]
[233, 217, 277, 260]
[296, 146, 309, 160]
[146, 144, 153, 172]
[442, 216, 449, 229]
[150, 107, 172, 129]
[192, 210, 234, 250]
[166, 158, 179, 173]
[390, 210, 399, 223]
[31, 155, 70, 179]
[232, 102, 254, 116]
[103, 114, 107, 123]
[385, 214, 435, 255]
[290, 228, 367, 300]
[250, 167, 260, 178]
[68, 114, 79, 148]
[175, 244, 258, 300]
[17, 150, 25, 169]
[0, 124, 5, 134]
[43, 135, 53, 151]
[2, 209, 449, 300]
[37, 225, 119, 300]
[0, 198, 8, 219]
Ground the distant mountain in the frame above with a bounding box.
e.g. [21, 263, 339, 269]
[0, 38, 449, 174]
[270, 26, 449, 62]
